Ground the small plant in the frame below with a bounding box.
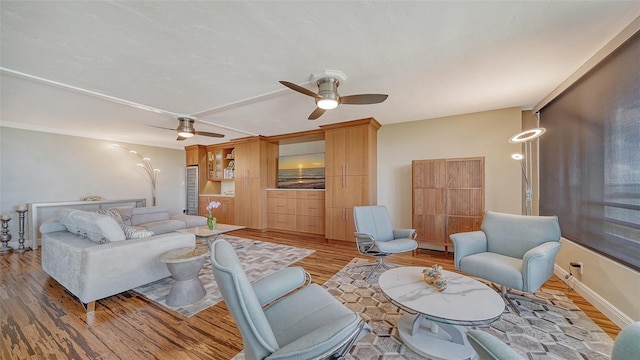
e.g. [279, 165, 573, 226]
[206, 201, 221, 218]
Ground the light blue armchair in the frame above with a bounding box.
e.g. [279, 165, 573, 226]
[210, 239, 369, 360]
[466, 321, 640, 360]
[450, 211, 561, 314]
[353, 205, 418, 280]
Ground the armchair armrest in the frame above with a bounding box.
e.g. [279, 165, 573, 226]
[521, 241, 562, 292]
[252, 267, 309, 307]
[354, 232, 377, 253]
[449, 231, 488, 269]
[393, 229, 417, 240]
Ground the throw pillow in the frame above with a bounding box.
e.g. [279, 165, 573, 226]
[67, 210, 126, 243]
[121, 224, 154, 239]
[113, 206, 133, 226]
[56, 208, 80, 235]
[92, 208, 124, 224]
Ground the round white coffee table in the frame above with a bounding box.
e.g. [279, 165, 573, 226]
[160, 245, 210, 307]
[379, 267, 504, 360]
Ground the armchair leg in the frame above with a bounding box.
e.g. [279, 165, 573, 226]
[358, 257, 394, 281]
[499, 286, 548, 316]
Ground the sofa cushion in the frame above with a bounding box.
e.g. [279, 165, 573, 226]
[93, 208, 124, 224]
[57, 208, 126, 244]
[139, 219, 186, 234]
[130, 207, 171, 226]
[121, 224, 154, 239]
[171, 214, 208, 228]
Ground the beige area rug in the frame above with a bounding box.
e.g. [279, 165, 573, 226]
[133, 235, 315, 317]
[234, 258, 614, 359]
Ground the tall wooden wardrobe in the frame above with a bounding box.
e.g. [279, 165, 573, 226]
[321, 118, 380, 242]
[232, 136, 278, 230]
[412, 157, 485, 254]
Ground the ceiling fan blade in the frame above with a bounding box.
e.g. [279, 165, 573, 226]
[194, 130, 225, 138]
[339, 94, 389, 105]
[177, 136, 187, 141]
[148, 124, 178, 131]
[280, 81, 322, 99]
[308, 107, 326, 120]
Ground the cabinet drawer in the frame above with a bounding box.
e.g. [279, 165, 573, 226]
[297, 199, 324, 217]
[268, 213, 296, 231]
[267, 198, 296, 214]
[295, 190, 325, 200]
[267, 190, 296, 199]
[296, 215, 325, 235]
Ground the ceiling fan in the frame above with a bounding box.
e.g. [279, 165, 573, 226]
[280, 70, 388, 120]
[149, 117, 225, 141]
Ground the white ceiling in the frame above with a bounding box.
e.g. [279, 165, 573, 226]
[2, 1, 639, 150]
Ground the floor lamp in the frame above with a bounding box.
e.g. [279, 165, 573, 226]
[112, 144, 160, 206]
[509, 127, 546, 216]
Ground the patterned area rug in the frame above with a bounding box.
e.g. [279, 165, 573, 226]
[234, 258, 614, 359]
[133, 235, 315, 317]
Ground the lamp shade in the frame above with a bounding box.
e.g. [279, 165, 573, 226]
[509, 128, 546, 143]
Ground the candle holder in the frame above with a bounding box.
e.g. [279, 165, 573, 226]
[16, 209, 28, 253]
[0, 217, 12, 254]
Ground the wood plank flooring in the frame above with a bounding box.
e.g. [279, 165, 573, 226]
[0, 230, 620, 359]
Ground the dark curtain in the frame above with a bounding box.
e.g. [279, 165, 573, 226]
[539, 32, 640, 271]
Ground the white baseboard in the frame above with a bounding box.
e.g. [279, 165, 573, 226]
[554, 264, 633, 329]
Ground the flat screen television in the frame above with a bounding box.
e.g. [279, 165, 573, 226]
[278, 152, 325, 189]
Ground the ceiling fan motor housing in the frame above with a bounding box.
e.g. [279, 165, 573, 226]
[177, 117, 196, 137]
[316, 77, 340, 109]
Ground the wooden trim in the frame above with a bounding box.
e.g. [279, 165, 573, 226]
[319, 117, 381, 131]
[229, 135, 269, 145]
[265, 129, 325, 144]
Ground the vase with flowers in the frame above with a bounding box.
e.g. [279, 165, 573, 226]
[206, 201, 221, 230]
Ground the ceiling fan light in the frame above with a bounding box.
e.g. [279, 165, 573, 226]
[317, 98, 338, 110]
[178, 130, 195, 138]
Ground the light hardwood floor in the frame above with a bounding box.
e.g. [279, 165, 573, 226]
[0, 230, 620, 359]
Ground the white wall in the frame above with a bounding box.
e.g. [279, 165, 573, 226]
[0, 128, 186, 242]
[377, 107, 523, 229]
[556, 237, 640, 324]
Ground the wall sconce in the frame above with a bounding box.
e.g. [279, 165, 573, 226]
[509, 127, 546, 215]
[112, 144, 159, 206]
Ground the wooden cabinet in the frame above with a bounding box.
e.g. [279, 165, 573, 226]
[233, 137, 278, 230]
[321, 118, 379, 242]
[199, 196, 235, 224]
[185, 145, 205, 166]
[412, 157, 485, 254]
[267, 190, 325, 235]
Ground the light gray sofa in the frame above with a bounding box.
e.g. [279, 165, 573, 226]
[40, 207, 204, 312]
